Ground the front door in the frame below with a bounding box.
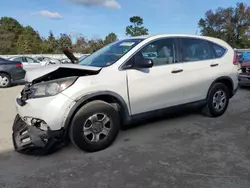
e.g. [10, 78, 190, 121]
[126, 37, 185, 115]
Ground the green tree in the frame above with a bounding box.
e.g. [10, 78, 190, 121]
[57, 33, 72, 52]
[47, 30, 58, 52]
[198, 2, 250, 48]
[104, 32, 118, 45]
[0, 17, 23, 34]
[81, 38, 105, 53]
[0, 27, 16, 54]
[16, 26, 42, 54]
[0, 17, 23, 54]
[72, 36, 87, 53]
[40, 38, 54, 54]
[126, 16, 149, 37]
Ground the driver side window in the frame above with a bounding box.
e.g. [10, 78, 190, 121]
[140, 38, 177, 67]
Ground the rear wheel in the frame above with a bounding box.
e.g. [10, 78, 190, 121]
[0, 73, 11, 88]
[69, 100, 120, 152]
[202, 83, 230, 117]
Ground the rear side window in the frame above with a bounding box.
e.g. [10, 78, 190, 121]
[178, 38, 212, 62]
[14, 57, 22, 61]
[211, 43, 226, 58]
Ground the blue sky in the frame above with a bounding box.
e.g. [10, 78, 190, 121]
[1, 0, 249, 40]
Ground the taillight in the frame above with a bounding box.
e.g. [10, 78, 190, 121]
[16, 63, 23, 68]
[233, 52, 238, 65]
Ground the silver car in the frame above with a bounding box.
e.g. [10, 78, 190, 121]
[8, 56, 48, 70]
[35, 56, 61, 65]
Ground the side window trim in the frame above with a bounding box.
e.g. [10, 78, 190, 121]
[120, 37, 179, 70]
[177, 37, 213, 63]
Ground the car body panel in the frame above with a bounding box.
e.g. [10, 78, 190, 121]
[9, 56, 47, 70]
[12, 34, 239, 153]
[24, 64, 101, 83]
[15, 92, 75, 130]
[35, 56, 61, 65]
[0, 59, 26, 81]
[238, 62, 250, 86]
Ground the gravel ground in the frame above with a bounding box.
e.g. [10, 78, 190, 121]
[0, 86, 250, 188]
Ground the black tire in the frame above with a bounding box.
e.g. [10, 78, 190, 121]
[0, 73, 11, 88]
[202, 82, 230, 117]
[69, 100, 120, 152]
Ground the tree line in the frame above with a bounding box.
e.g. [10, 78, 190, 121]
[0, 2, 250, 55]
[0, 15, 148, 55]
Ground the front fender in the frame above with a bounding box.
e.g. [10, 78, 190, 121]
[63, 90, 131, 130]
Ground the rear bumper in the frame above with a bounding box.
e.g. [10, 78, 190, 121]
[12, 114, 65, 155]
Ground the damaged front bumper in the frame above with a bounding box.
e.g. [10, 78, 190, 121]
[12, 114, 66, 155]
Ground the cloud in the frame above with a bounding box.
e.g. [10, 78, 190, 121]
[67, 0, 121, 9]
[37, 10, 63, 19]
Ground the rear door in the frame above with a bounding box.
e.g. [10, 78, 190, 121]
[177, 37, 221, 103]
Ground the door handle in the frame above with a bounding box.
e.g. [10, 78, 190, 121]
[210, 63, 218, 67]
[171, 69, 183, 73]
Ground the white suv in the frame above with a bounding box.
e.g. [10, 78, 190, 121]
[12, 34, 239, 155]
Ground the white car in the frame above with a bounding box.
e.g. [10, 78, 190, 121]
[12, 34, 239, 155]
[35, 56, 61, 65]
[9, 56, 48, 70]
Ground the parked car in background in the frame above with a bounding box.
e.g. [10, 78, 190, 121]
[59, 58, 71, 64]
[0, 57, 26, 88]
[238, 61, 250, 87]
[35, 56, 61, 65]
[62, 48, 89, 64]
[8, 56, 48, 70]
[12, 34, 239, 155]
[235, 50, 250, 64]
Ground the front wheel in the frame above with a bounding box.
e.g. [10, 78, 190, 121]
[202, 83, 230, 117]
[69, 100, 120, 152]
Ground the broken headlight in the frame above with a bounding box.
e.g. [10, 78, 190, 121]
[31, 77, 77, 98]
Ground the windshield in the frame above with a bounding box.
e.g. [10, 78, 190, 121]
[79, 39, 144, 67]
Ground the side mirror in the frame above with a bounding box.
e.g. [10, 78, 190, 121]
[133, 53, 154, 68]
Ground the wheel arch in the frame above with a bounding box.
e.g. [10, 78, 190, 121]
[0, 71, 11, 78]
[207, 76, 234, 99]
[64, 91, 131, 131]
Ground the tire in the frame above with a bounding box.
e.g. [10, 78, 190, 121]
[0, 73, 11, 88]
[69, 100, 120, 152]
[202, 82, 230, 117]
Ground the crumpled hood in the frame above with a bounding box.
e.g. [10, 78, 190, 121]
[25, 64, 101, 83]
